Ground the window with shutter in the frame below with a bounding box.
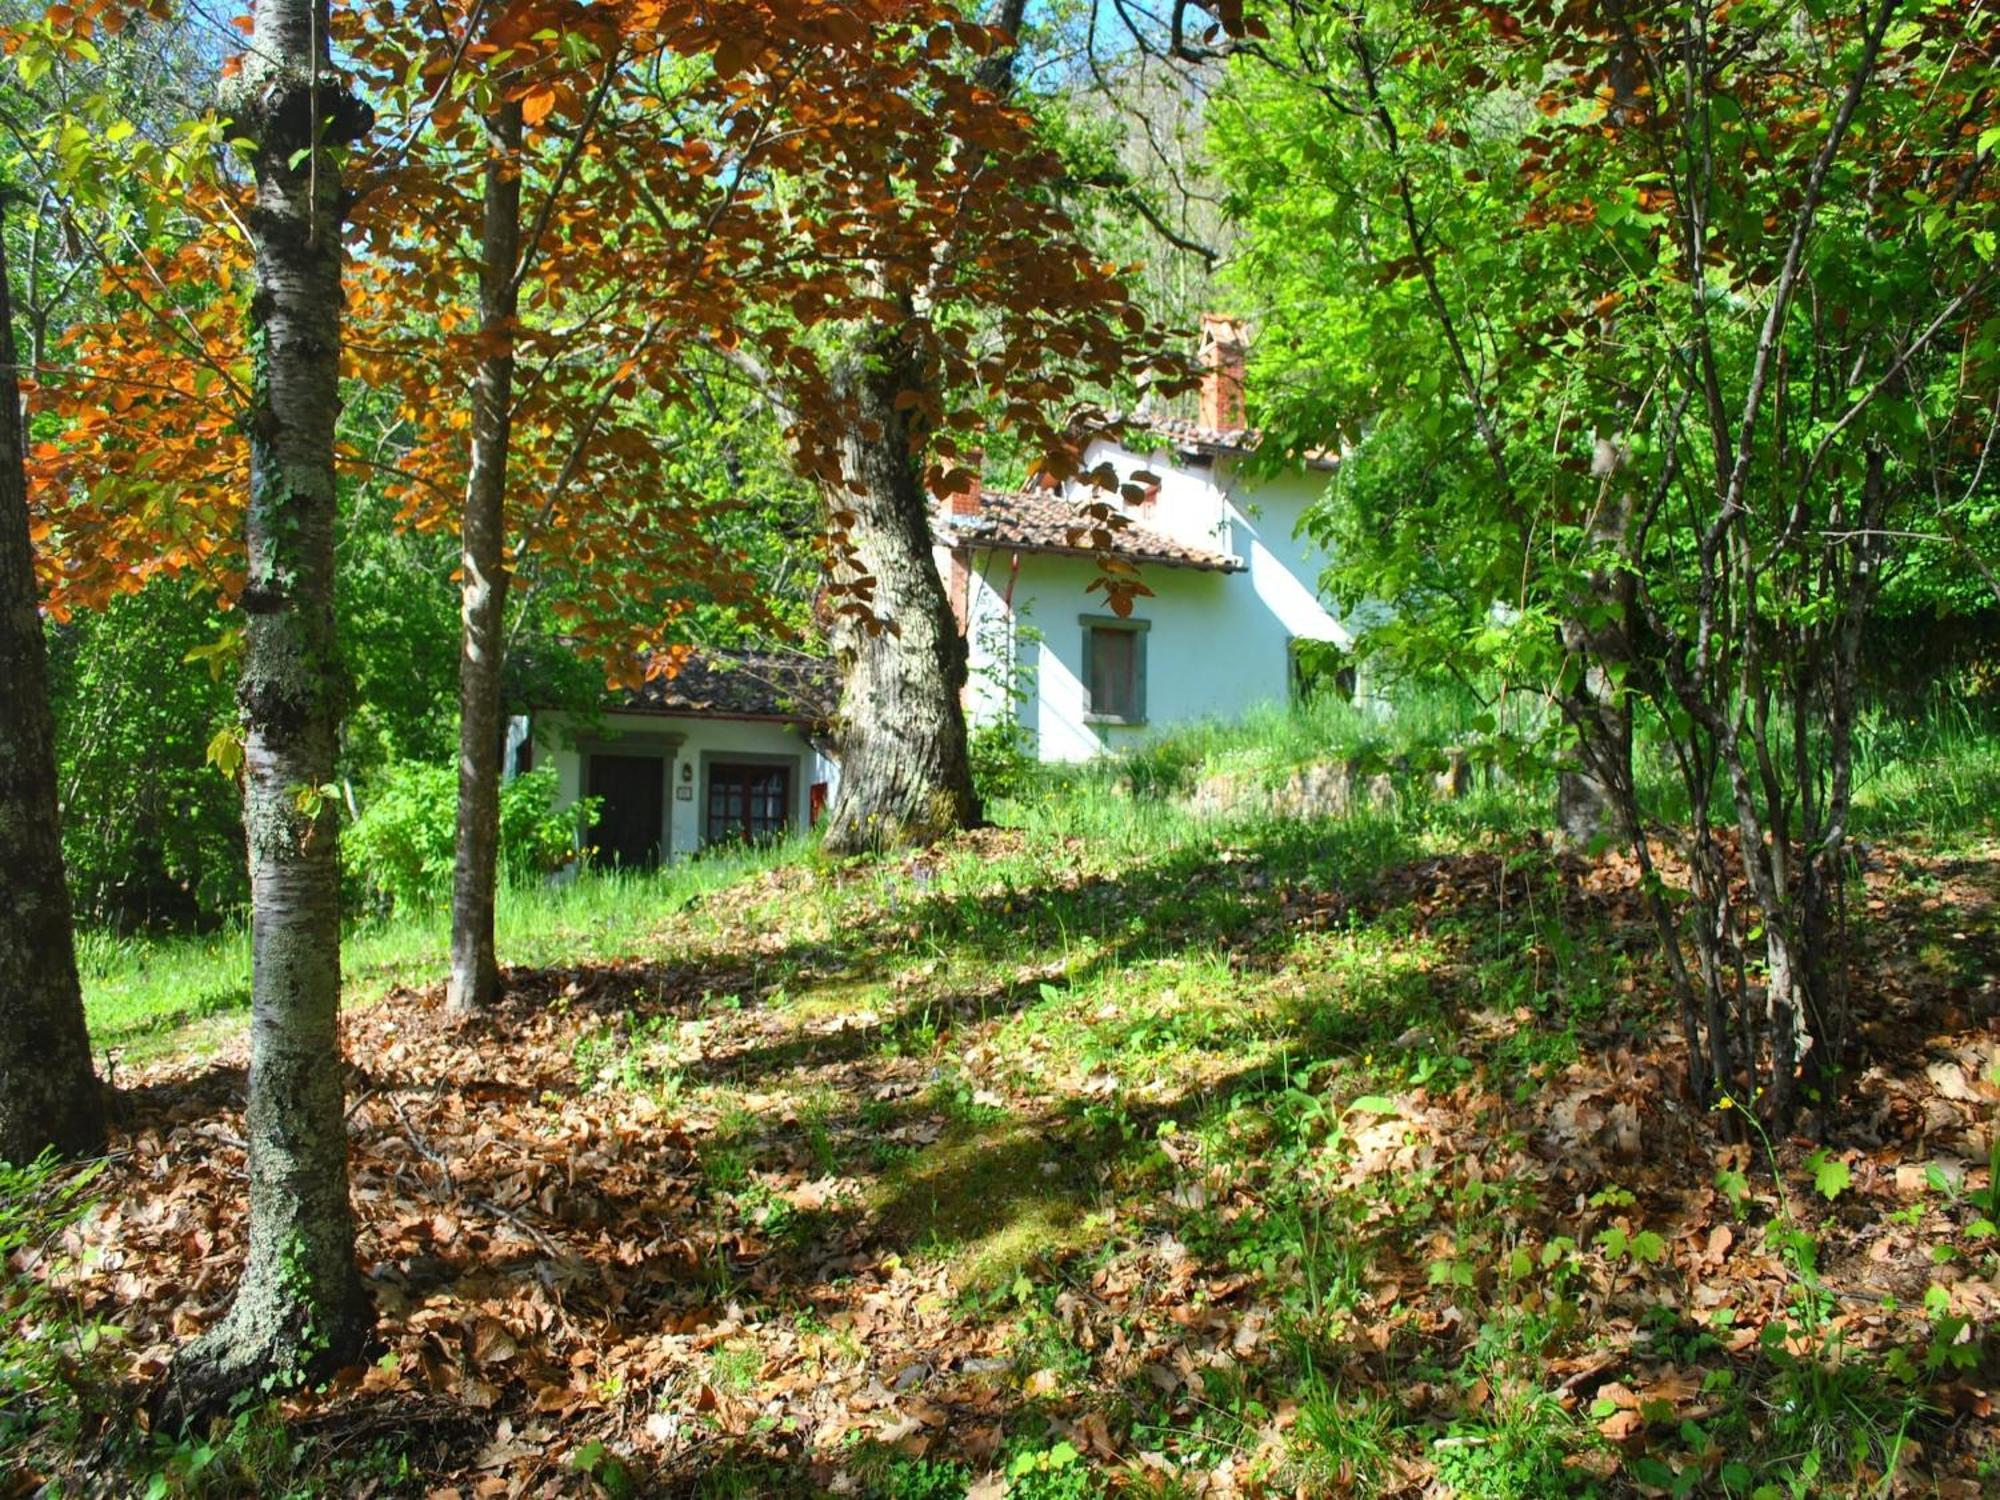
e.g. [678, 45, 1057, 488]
[1083, 618, 1148, 724]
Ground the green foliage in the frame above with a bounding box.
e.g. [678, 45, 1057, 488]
[864, 1454, 971, 1500]
[569, 1439, 636, 1497]
[342, 764, 591, 915]
[46, 581, 246, 927]
[1118, 733, 1208, 800]
[1212, 0, 2000, 1121]
[1429, 1387, 1581, 1500]
[1006, 1441, 1097, 1500]
[1809, 1151, 1854, 1203]
[1095, 681, 1541, 815]
[336, 483, 463, 776]
[1849, 695, 2000, 842]
[1287, 1377, 1393, 1494]
[968, 719, 1042, 805]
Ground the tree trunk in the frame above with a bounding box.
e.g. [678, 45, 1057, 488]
[819, 326, 981, 855]
[166, 0, 371, 1414]
[0, 199, 103, 1166]
[1556, 440, 1636, 849]
[1555, 645, 1632, 847]
[447, 103, 524, 1016]
[817, 0, 1025, 855]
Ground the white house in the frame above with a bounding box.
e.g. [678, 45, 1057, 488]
[517, 652, 838, 868]
[937, 315, 1353, 762]
[520, 316, 1351, 863]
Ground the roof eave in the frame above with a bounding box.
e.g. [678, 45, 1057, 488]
[951, 537, 1243, 574]
[527, 703, 828, 726]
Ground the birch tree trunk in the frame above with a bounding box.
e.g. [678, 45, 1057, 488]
[167, 0, 371, 1411]
[820, 325, 980, 854]
[0, 198, 103, 1166]
[446, 103, 524, 1016]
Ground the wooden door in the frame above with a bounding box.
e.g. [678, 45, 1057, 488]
[586, 753, 665, 869]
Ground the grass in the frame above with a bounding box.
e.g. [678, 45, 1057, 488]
[1850, 692, 2000, 842]
[80, 688, 2000, 1064]
[1089, 681, 1522, 800]
[45, 695, 2000, 1496]
[80, 838, 804, 1061]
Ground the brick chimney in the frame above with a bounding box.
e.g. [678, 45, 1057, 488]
[1198, 313, 1247, 433]
[947, 448, 985, 517]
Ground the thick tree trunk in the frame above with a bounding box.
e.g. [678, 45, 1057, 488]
[818, 0, 1025, 855]
[0, 202, 103, 1166]
[819, 327, 980, 855]
[166, 0, 371, 1414]
[447, 103, 524, 1016]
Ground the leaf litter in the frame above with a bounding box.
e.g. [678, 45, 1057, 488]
[30, 827, 2000, 1494]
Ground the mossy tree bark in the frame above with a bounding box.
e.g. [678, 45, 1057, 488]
[0, 197, 103, 1166]
[820, 322, 980, 855]
[166, 0, 372, 1415]
[446, 102, 524, 1016]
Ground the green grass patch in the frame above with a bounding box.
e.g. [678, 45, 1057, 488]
[80, 840, 803, 1060]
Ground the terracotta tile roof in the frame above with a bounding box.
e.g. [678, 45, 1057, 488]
[1147, 414, 1266, 454]
[1140, 415, 1340, 471]
[939, 489, 1244, 573]
[620, 650, 836, 723]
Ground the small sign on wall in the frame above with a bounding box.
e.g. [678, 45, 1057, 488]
[676, 785, 693, 801]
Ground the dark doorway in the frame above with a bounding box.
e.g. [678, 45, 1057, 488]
[705, 762, 792, 845]
[587, 753, 665, 869]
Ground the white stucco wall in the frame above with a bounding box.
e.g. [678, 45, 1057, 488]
[533, 710, 832, 859]
[955, 439, 1353, 762]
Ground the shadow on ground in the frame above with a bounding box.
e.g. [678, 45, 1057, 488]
[73, 822, 2000, 1497]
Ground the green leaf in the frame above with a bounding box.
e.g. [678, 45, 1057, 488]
[1632, 1456, 1677, 1488]
[1715, 1167, 1750, 1207]
[1810, 1151, 1852, 1201]
[204, 726, 245, 780]
[1347, 1095, 1398, 1115]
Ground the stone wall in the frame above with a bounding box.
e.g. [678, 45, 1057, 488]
[1183, 750, 1471, 822]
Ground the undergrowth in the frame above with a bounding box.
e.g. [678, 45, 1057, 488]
[35, 694, 2000, 1496]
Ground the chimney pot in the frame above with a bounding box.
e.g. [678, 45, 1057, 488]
[1198, 313, 1247, 433]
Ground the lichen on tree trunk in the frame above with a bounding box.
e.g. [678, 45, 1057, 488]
[819, 324, 981, 856]
[0, 197, 103, 1166]
[447, 103, 524, 1017]
[166, 0, 371, 1416]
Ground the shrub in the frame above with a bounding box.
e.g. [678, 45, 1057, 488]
[969, 721, 1041, 805]
[344, 763, 590, 914]
[1120, 735, 1206, 799]
[46, 582, 248, 928]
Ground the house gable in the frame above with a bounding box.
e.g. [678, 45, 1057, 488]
[934, 325, 1351, 763]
